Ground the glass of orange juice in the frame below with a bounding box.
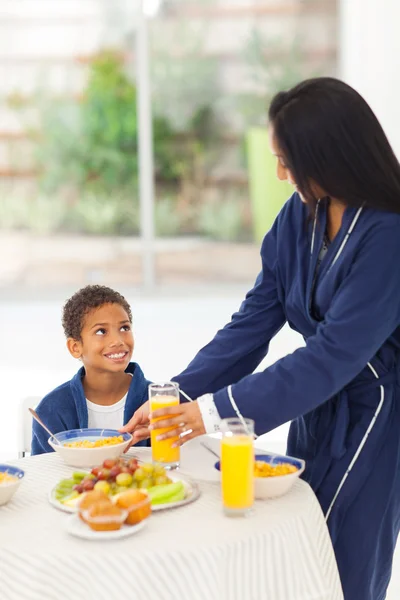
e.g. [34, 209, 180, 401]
[149, 382, 180, 469]
[221, 418, 254, 517]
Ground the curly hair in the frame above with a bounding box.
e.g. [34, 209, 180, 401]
[62, 285, 132, 340]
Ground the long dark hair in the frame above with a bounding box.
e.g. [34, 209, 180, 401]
[268, 77, 400, 214]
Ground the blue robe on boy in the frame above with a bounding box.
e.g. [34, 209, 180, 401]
[32, 362, 150, 455]
[173, 193, 400, 600]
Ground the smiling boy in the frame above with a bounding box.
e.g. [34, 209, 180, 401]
[31, 285, 150, 454]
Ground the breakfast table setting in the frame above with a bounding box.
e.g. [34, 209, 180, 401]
[0, 425, 344, 600]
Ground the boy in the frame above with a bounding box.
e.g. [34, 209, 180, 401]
[31, 285, 150, 454]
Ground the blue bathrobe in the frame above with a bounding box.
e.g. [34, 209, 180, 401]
[173, 194, 400, 600]
[31, 362, 150, 455]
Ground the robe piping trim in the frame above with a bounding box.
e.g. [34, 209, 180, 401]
[227, 385, 258, 438]
[325, 361, 385, 521]
[328, 205, 364, 273]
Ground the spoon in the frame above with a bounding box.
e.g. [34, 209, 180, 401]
[28, 408, 61, 445]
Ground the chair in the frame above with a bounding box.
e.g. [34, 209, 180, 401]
[18, 396, 41, 458]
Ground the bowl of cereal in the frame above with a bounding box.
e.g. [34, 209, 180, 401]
[0, 464, 24, 506]
[214, 453, 305, 499]
[48, 428, 133, 468]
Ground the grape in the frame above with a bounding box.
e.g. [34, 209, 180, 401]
[94, 481, 111, 495]
[134, 468, 146, 482]
[153, 465, 166, 477]
[116, 473, 133, 487]
[139, 478, 153, 489]
[82, 479, 95, 491]
[142, 463, 154, 475]
[97, 469, 111, 481]
[73, 484, 84, 494]
[127, 459, 138, 472]
[103, 459, 118, 469]
[154, 475, 169, 486]
[120, 466, 132, 474]
[109, 466, 122, 480]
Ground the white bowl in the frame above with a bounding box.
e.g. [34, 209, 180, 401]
[215, 453, 305, 500]
[48, 428, 133, 468]
[0, 465, 24, 506]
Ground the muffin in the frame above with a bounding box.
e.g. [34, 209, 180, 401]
[83, 501, 127, 532]
[78, 490, 111, 522]
[115, 490, 151, 525]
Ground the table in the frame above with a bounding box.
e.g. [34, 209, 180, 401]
[0, 437, 343, 600]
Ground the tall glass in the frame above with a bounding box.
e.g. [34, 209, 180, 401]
[149, 382, 180, 469]
[221, 418, 254, 517]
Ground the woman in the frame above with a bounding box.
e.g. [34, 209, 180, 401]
[122, 78, 400, 600]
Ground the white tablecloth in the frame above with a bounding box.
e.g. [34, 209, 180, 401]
[0, 438, 343, 600]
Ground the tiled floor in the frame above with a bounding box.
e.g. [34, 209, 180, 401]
[0, 287, 399, 597]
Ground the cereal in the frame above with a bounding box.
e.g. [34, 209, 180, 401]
[0, 472, 17, 484]
[64, 436, 124, 449]
[254, 461, 298, 478]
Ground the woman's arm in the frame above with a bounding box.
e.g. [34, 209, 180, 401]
[209, 222, 400, 434]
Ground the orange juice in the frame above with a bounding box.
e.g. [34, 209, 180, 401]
[150, 395, 180, 466]
[221, 435, 254, 513]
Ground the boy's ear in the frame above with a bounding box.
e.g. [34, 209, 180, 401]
[67, 338, 82, 359]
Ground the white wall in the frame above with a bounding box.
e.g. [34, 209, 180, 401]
[339, 0, 400, 156]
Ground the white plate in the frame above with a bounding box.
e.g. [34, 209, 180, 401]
[49, 473, 200, 514]
[66, 513, 147, 541]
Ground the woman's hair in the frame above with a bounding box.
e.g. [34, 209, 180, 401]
[62, 285, 132, 340]
[268, 77, 400, 214]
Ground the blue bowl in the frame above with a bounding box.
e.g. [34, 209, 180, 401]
[215, 453, 305, 499]
[50, 428, 132, 445]
[214, 453, 304, 472]
[0, 464, 25, 479]
[48, 428, 133, 468]
[0, 464, 25, 506]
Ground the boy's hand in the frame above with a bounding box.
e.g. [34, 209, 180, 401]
[120, 400, 151, 445]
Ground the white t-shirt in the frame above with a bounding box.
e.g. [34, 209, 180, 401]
[86, 394, 127, 430]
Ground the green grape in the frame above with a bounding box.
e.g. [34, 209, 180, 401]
[134, 467, 145, 482]
[154, 475, 169, 486]
[153, 464, 166, 476]
[141, 463, 154, 475]
[139, 478, 153, 489]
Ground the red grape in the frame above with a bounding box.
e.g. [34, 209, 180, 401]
[103, 459, 117, 469]
[97, 468, 111, 481]
[82, 479, 95, 491]
[109, 465, 122, 480]
[127, 459, 138, 472]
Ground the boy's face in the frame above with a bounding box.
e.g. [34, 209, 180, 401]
[67, 303, 134, 373]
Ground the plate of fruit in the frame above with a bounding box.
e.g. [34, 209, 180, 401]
[49, 457, 200, 513]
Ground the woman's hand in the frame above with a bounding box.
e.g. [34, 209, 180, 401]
[120, 400, 151, 445]
[150, 401, 206, 447]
